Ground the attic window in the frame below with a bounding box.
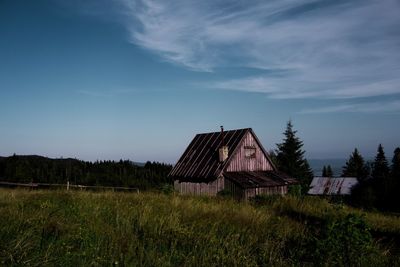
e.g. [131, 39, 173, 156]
[244, 146, 256, 158]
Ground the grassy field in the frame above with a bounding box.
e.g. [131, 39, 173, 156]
[0, 189, 399, 266]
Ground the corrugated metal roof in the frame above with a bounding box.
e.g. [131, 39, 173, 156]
[169, 128, 249, 181]
[224, 171, 297, 188]
[308, 177, 359, 195]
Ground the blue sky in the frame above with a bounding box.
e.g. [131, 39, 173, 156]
[0, 0, 399, 163]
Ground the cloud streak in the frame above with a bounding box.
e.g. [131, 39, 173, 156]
[116, 0, 400, 100]
[299, 100, 400, 114]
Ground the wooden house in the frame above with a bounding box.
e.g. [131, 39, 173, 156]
[169, 127, 297, 200]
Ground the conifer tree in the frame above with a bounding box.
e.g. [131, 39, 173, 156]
[342, 148, 368, 180]
[322, 166, 327, 177]
[326, 165, 333, 177]
[372, 144, 389, 180]
[303, 160, 314, 182]
[322, 165, 333, 177]
[372, 144, 390, 209]
[276, 121, 313, 193]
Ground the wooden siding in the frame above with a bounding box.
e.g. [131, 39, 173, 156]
[224, 177, 244, 200]
[226, 132, 273, 172]
[174, 176, 224, 196]
[225, 177, 287, 200]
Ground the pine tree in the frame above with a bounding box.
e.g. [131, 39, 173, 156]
[322, 165, 333, 177]
[326, 165, 333, 177]
[342, 148, 368, 180]
[303, 160, 314, 182]
[372, 144, 390, 209]
[372, 144, 389, 180]
[276, 121, 313, 193]
[322, 166, 327, 177]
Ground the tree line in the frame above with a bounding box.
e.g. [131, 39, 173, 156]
[0, 155, 172, 190]
[342, 146, 400, 211]
[272, 120, 399, 212]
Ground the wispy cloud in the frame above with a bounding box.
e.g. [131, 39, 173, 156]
[212, 77, 400, 99]
[116, 0, 400, 99]
[300, 100, 400, 114]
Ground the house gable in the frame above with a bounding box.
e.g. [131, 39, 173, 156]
[225, 130, 275, 172]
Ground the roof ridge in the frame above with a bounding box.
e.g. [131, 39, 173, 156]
[196, 128, 251, 135]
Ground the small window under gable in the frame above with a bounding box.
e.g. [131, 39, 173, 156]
[244, 146, 256, 158]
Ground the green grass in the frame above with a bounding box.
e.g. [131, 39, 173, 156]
[0, 189, 399, 266]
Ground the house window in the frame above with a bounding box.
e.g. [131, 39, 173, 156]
[244, 146, 256, 158]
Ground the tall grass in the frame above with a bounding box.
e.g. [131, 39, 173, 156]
[0, 189, 399, 266]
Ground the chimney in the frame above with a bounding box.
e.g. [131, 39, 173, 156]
[219, 126, 229, 162]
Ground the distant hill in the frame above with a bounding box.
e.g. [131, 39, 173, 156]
[308, 158, 346, 177]
[0, 155, 146, 167]
[133, 161, 146, 167]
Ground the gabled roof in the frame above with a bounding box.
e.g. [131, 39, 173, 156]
[308, 177, 359, 195]
[169, 128, 276, 181]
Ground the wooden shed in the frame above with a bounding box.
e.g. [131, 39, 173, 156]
[308, 177, 359, 195]
[169, 127, 297, 200]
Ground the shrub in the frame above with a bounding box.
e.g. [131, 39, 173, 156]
[311, 213, 379, 266]
[350, 180, 378, 209]
[288, 184, 302, 197]
[159, 183, 175, 195]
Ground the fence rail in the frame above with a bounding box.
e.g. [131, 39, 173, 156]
[0, 181, 139, 193]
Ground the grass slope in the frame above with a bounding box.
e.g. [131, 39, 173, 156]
[0, 189, 399, 266]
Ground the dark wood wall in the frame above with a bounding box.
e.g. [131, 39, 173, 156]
[225, 178, 287, 200]
[224, 178, 244, 200]
[174, 177, 287, 200]
[174, 176, 224, 196]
